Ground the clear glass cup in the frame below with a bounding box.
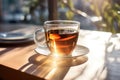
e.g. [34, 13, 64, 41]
[34, 20, 80, 57]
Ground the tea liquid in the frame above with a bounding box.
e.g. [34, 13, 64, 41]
[46, 29, 79, 56]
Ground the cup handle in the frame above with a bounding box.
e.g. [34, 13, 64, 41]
[34, 28, 47, 48]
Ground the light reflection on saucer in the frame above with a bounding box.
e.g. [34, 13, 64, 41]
[34, 45, 89, 58]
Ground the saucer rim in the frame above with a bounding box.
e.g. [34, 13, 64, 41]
[34, 45, 89, 58]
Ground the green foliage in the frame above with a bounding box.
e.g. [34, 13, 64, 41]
[27, 0, 47, 25]
[59, 0, 74, 20]
[88, 0, 120, 33]
[66, 10, 74, 20]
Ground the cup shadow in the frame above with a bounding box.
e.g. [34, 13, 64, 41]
[19, 53, 88, 80]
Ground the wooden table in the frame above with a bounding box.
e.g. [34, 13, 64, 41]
[0, 29, 120, 80]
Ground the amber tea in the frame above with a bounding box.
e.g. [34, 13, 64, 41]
[46, 29, 79, 56]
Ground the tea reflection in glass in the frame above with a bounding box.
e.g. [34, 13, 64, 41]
[44, 20, 80, 57]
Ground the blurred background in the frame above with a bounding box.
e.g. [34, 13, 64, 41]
[0, 0, 119, 32]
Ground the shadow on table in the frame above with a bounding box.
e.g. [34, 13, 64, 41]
[0, 41, 34, 47]
[0, 64, 45, 80]
[19, 53, 88, 80]
[105, 34, 120, 80]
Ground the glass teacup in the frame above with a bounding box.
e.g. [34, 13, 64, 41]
[34, 20, 80, 57]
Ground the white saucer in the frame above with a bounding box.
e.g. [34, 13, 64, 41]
[0, 32, 33, 44]
[0, 32, 32, 40]
[34, 45, 89, 58]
